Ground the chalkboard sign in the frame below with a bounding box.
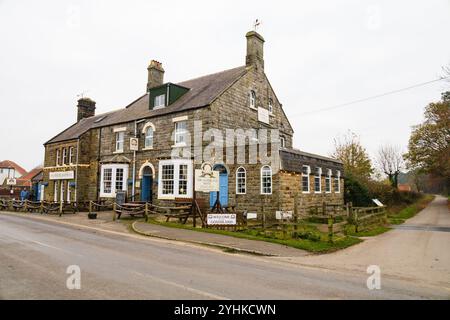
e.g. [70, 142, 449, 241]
[115, 191, 127, 205]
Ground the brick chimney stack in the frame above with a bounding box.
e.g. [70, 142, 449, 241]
[77, 97, 96, 122]
[147, 60, 165, 92]
[246, 31, 265, 71]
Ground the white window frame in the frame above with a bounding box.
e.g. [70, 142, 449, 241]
[115, 131, 125, 153]
[69, 147, 75, 164]
[157, 159, 193, 200]
[260, 165, 272, 195]
[100, 164, 129, 198]
[142, 122, 156, 150]
[174, 121, 188, 147]
[60, 180, 65, 203]
[325, 169, 332, 193]
[154, 94, 166, 108]
[249, 90, 256, 109]
[236, 167, 247, 195]
[302, 165, 310, 194]
[335, 170, 341, 193]
[268, 98, 273, 114]
[314, 167, 322, 193]
[62, 148, 67, 165]
[67, 182, 71, 203]
[56, 149, 61, 166]
[54, 181, 59, 202]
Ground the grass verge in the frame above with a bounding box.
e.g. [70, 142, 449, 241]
[146, 218, 362, 254]
[388, 194, 435, 225]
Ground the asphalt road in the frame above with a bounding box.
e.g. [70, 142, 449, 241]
[0, 198, 449, 299]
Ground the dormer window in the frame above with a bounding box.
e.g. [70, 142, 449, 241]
[154, 94, 166, 108]
[249, 90, 256, 109]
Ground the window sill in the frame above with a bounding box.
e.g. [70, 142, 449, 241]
[113, 150, 124, 154]
[171, 144, 187, 148]
[302, 191, 310, 194]
[142, 147, 154, 151]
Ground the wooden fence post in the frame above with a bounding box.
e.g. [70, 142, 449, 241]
[59, 201, 63, 216]
[24, 200, 28, 213]
[354, 209, 359, 233]
[328, 215, 334, 243]
[262, 212, 266, 231]
[112, 202, 117, 221]
[40, 201, 44, 214]
[293, 193, 299, 238]
[144, 202, 149, 222]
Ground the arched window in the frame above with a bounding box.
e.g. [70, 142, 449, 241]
[142, 122, 155, 149]
[249, 90, 256, 108]
[236, 167, 246, 194]
[145, 127, 154, 148]
[261, 165, 272, 195]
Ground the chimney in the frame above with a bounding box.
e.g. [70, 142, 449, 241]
[77, 97, 96, 122]
[147, 60, 165, 91]
[246, 31, 265, 71]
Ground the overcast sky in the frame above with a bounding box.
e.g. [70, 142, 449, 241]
[0, 0, 449, 172]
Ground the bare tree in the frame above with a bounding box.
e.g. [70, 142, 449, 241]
[377, 144, 404, 188]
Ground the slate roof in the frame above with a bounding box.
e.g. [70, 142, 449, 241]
[45, 66, 248, 145]
[279, 148, 343, 175]
[0, 160, 27, 176]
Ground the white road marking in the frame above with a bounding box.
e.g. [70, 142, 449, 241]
[132, 271, 230, 300]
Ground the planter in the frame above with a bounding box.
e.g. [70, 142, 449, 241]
[88, 212, 97, 220]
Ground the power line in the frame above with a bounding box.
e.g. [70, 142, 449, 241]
[291, 76, 449, 117]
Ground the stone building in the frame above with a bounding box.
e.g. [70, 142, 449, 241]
[42, 30, 344, 216]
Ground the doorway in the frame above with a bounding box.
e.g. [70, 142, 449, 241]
[141, 166, 153, 203]
[210, 164, 228, 207]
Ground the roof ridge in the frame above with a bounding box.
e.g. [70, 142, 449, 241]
[177, 65, 246, 86]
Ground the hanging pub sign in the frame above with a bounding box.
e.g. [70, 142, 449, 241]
[130, 137, 139, 151]
[195, 162, 219, 192]
[6, 178, 16, 186]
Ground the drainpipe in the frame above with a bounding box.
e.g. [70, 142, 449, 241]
[132, 119, 146, 201]
[75, 138, 80, 202]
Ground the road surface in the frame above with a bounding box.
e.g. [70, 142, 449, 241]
[0, 196, 449, 299]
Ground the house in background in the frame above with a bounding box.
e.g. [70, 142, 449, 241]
[0, 160, 27, 185]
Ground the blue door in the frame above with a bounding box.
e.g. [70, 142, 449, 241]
[210, 165, 228, 207]
[141, 166, 153, 202]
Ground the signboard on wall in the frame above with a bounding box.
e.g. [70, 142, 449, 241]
[195, 163, 219, 192]
[258, 107, 270, 124]
[207, 214, 237, 226]
[276, 211, 293, 220]
[49, 171, 74, 180]
[6, 178, 16, 185]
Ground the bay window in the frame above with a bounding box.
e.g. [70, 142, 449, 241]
[158, 159, 193, 199]
[100, 164, 129, 197]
